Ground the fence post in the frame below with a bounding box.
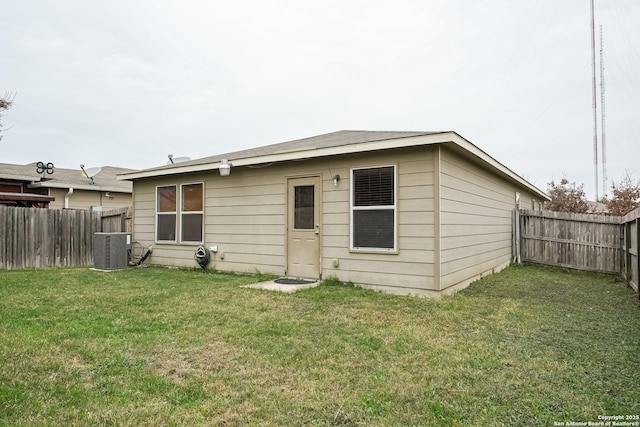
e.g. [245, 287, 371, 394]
[513, 208, 521, 264]
[625, 221, 632, 282]
[620, 223, 626, 279]
[636, 217, 640, 300]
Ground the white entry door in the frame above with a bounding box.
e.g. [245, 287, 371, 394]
[287, 176, 321, 279]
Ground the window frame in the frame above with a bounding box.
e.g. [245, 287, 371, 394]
[155, 182, 205, 244]
[293, 184, 315, 231]
[156, 185, 178, 243]
[0, 182, 23, 193]
[350, 164, 398, 253]
[180, 182, 204, 244]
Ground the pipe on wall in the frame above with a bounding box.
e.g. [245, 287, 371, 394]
[64, 187, 74, 209]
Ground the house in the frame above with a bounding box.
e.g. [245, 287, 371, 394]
[119, 130, 549, 297]
[0, 162, 134, 209]
[586, 201, 610, 215]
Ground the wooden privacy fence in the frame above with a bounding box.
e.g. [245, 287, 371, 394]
[516, 208, 640, 294]
[517, 209, 622, 274]
[0, 206, 132, 270]
[101, 206, 132, 233]
[621, 209, 640, 294]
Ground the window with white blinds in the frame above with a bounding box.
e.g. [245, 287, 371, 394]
[351, 166, 396, 251]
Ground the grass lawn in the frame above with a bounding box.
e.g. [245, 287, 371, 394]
[0, 264, 638, 426]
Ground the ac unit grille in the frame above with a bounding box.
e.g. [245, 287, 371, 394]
[94, 233, 130, 270]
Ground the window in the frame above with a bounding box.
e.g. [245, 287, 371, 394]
[0, 182, 23, 193]
[351, 166, 396, 251]
[181, 183, 203, 242]
[156, 183, 204, 243]
[294, 185, 315, 230]
[157, 186, 177, 241]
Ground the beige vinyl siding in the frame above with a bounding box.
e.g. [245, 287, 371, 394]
[49, 188, 96, 209]
[190, 148, 435, 289]
[134, 169, 287, 274]
[321, 169, 350, 270]
[132, 179, 164, 256]
[321, 148, 436, 292]
[98, 192, 132, 209]
[130, 147, 437, 288]
[439, 146, 518, 290]
[206, 170, 285, 275]
[48, 188, 132, 210]
[131, 174, 209, 268]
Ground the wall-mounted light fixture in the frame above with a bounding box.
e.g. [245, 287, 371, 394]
[219, 159, 232, 176]
[333, 174, 341, 186]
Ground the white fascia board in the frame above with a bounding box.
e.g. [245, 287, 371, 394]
[118, 164, 217, 180]
[448, 133, 550, 201]
[116, 131, 549, 200]
[117, 132, 455, 181]
[229, 133, 451, 167]
[27, 181, 131, 193]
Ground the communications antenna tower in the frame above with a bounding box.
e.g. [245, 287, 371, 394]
[590, 0, 599, 201]
[600, 24, 607, 198]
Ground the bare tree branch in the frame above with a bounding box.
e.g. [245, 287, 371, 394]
[0, 92, 16, 142]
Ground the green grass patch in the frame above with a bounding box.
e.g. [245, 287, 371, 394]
[0, 264, 638, 426]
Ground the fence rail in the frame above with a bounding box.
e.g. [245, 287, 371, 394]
[517, 209, 623, 274]
[517, 208, 640, 296]
[0, 206, 131, 270]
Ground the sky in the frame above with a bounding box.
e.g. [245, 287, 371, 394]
[2, 0, 639, 200]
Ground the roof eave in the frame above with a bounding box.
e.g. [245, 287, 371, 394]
[0, 192, 56, 202]
[118, 132, 455, 181]
[117, 130, 549, 201]
[0, 174, 41, 182]
[448, 133, 550, 201]
[27, 181, 132, 193]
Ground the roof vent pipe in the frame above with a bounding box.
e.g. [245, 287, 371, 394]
[64, 187, 74, 209]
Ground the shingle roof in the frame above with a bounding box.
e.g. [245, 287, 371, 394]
[117, 129, 548, 200]
[141, 130, 443, 173]
[0, 162, 134, 192]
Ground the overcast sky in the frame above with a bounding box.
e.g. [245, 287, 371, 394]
[2, 0, 639, 200]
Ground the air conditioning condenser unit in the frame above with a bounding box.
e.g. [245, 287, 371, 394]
[94, 232, 131, 270]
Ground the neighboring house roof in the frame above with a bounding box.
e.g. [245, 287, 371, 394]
[0, 162, 134, 193]
[118, 130, 549, 200]
[0, 192, 55, 203]
[586, 201, 610, 215]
